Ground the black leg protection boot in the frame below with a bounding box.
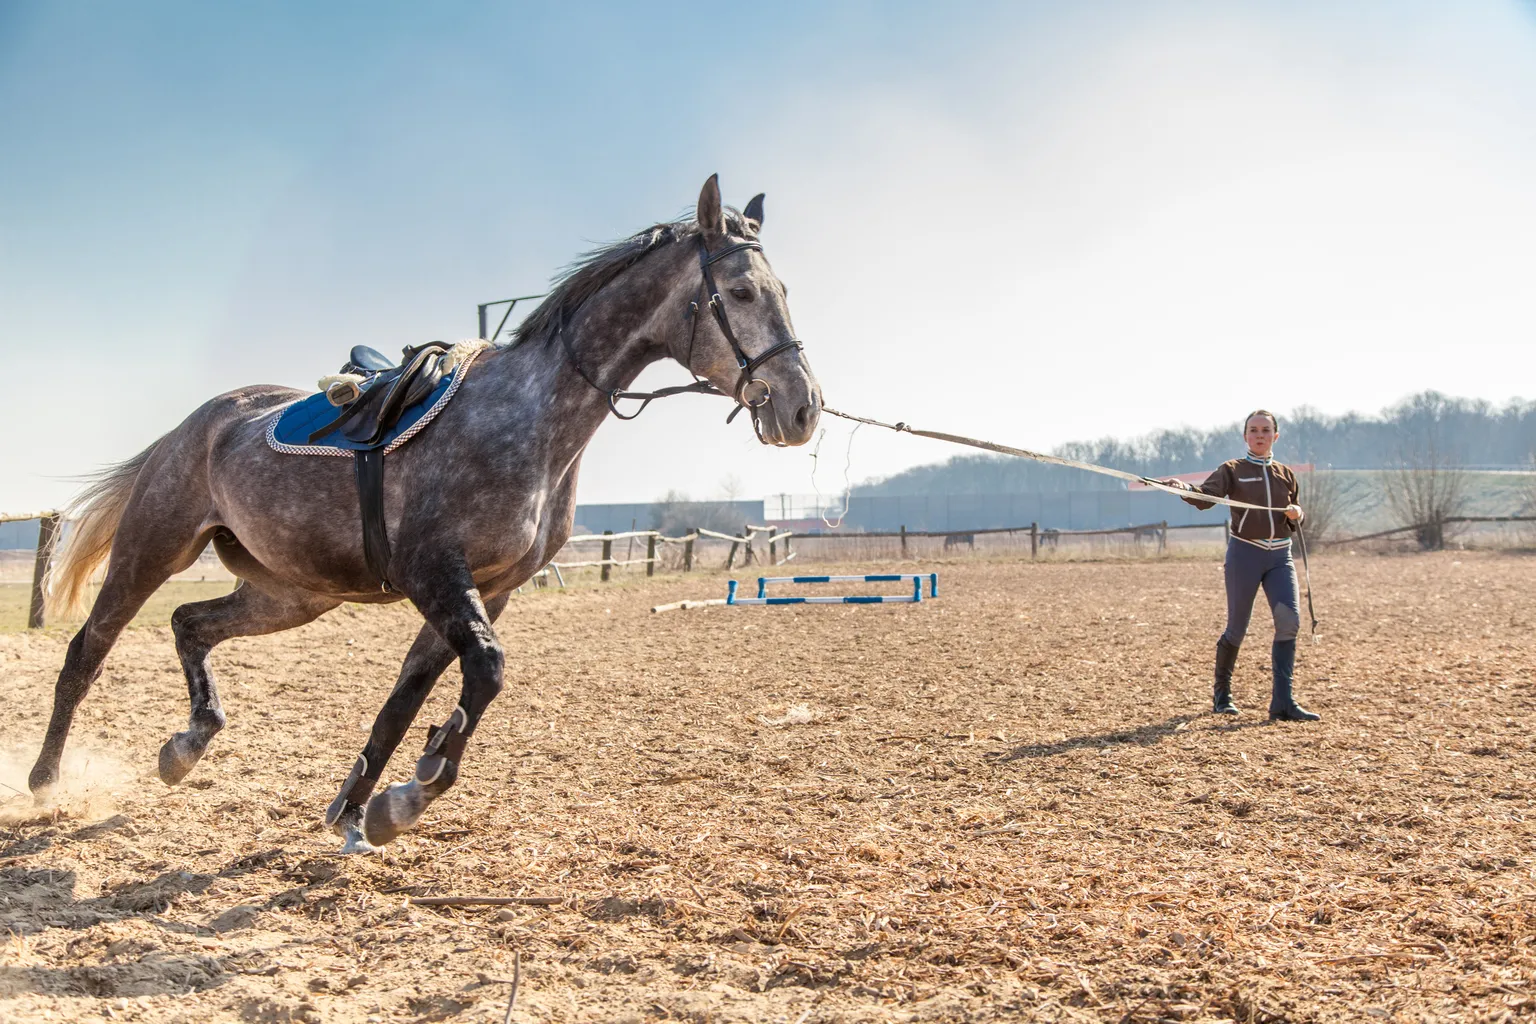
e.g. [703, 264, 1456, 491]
[1213, 637, 1240, 715]
[1268, 639, 1320, 721]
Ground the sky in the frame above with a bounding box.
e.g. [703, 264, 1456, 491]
[2, 1, 1534, 511]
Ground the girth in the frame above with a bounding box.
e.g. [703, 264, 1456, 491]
[309, 341, 455, 592]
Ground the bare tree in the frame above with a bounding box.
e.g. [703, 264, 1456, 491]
[1294, 469, 1360, 543]
[1383, 451, 1466, 550]
[1381, 393, 1471, 550]
[650, 489, 749, 536]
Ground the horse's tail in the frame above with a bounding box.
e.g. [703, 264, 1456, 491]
[45, 437, 166, 620]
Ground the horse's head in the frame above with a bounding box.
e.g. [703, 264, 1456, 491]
[674, 175, 821, 447]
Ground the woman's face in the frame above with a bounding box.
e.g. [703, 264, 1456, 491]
[1245, 414, 1278, 457]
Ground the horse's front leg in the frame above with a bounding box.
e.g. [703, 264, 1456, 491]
[327, 591, 509, 853]
[358, 562, 508, 848]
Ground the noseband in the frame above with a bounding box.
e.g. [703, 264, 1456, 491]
[559, 235, 804, 426]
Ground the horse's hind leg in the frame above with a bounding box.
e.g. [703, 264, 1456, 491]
[29, 567, 182, 798]
[161, 580, 339, 785]
[327, 592, 509, 853]
[362, 562, 508, 847]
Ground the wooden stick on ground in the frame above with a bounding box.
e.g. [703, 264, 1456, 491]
[409, 895, 563, 907]
[503, 950, 521, 1024]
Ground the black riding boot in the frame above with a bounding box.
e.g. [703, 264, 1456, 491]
[1268, 639, 1320, 721]
[1212, 637, 1240, 715]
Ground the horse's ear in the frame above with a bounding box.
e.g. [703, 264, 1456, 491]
[697, 174, 724, 239]
[743, 193, 765, 232]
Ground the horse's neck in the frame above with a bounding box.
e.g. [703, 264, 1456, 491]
[481, 246, 688, 471]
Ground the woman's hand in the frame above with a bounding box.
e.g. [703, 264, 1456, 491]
[1285, 504, 1303, 522]
[1160, 478, 1191, 490]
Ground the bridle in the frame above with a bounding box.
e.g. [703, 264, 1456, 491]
[559, 235, 804, 433]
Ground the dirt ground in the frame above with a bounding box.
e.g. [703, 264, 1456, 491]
[0, 552, 1532, 1023]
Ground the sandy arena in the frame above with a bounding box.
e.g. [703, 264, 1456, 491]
[1, 553, 1532, 1023]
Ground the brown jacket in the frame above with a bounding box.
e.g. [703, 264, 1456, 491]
[1178, 458, 1301, 543]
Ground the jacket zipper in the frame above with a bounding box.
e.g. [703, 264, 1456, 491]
[1263, 465, 1275, 539]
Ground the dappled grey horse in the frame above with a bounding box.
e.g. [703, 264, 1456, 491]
[31, 176, 820, 851]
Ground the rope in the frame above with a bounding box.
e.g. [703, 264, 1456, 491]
[810, 423, 860, 528]
[821, 407, 1290, 513]
[819, 404, 1320, 637]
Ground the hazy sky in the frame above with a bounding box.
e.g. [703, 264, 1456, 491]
[3, 1, 1534, 511]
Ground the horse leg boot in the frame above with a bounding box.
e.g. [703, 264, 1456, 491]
[1212, 637, 1241, 715]
[362, 571, 505, 847]
[1268, 640, 1320, 722]
[326, 593, 509, 853]
[325, 629, 456, 853]
[163, 581, 338, 785]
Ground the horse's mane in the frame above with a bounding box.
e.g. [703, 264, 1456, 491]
[513, 208, 756, 345]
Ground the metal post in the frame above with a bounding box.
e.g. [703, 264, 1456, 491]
[683, 528, 694, 572]
[601, 530, 613, 583]
[28, 513, 61, 629]
[1030, 522, 1038, 559]
[646, 534, 656, 577]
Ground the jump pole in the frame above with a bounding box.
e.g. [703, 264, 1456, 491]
[727, 573, 938, 606]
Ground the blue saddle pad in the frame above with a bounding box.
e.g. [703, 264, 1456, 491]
[267, 355, 471, 457]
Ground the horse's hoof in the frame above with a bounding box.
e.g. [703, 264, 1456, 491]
[327, 800, 377, 853]
[28, 764, 59, 805]
[362, 781, 431, 847]
[338, 824, 381, 855]
[157, 732, 208, 786]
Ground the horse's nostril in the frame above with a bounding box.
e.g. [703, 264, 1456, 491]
[795, 404, 811, 431]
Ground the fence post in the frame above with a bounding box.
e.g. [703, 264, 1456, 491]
[726, 538, 739, 570]
[1159, 520, 1167, 556]
[783, 533, 792, 563]
[28, 513, 61, 629]
[683, 528, 694, 572]
[768, 528, 778, 565]
[601, 530, 613, 583]
[742, 523, 754, 566]
[1030, 522, 1038, 559]
[646, 534, 656, 577]
[900, 525, 907, 557]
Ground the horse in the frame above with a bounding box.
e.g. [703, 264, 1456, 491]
[31, 175, 821, 852]
[942, 532, 976, 552]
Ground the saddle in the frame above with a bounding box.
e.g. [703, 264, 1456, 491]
[309, 343, 453, 447]
[311, 342, 455, 594]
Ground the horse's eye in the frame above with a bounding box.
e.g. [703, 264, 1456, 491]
[730, 286, 753, 301]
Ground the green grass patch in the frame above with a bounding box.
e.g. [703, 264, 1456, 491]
[0, 580, 239, 633]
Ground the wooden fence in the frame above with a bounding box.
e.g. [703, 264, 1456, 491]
[1, 510, 62, 629]
[1317, 515, 1536, 548]
[10, 511, 1532, 628]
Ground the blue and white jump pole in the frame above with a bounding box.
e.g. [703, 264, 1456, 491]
[726, 573, 939, 606]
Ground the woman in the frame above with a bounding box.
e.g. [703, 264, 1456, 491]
[1167, 410, 1320, 722]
